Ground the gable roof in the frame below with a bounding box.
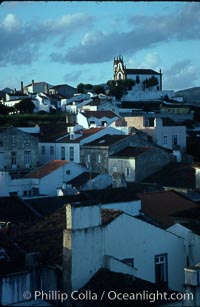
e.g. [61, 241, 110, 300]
[137, 190, 198, 228]
[24, 160, 68, 179]
[80, 268, 177, 306]
[110, 146, 151, 158]
[57, 127, 104, 143]
[67, 172, 99, 188]
[125, 68, 160, 75]
[145, 162, 196, 190]
[83, 134, 130, 147]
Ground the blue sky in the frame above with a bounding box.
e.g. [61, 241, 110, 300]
[0, 1, 200, 91]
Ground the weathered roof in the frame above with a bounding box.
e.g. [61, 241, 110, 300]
[0, 196, 40, 225]
[57, 127, 104, 143]
[101, 209, 123, 225]
[110, 146, 150, 158]
[80, 268, 177, 306]
[145, 162, 196, 190]
[67, 172, 99, 188]
[137, 190, 198, 228]
[82, 110, 119, 119]
[125, 68, 160, 75]
[39, 123, 70, 142]
[83, 134, 130, 147]
[24, 160, 68, 179]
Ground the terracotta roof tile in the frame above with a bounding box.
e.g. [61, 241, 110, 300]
[137, 190, 198, 228]
[24, 160, 68, 179]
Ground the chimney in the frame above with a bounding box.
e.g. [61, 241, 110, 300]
[21, 81, 24, 94]
[44, 83, 48, 94]
[32, 80, 34, 93]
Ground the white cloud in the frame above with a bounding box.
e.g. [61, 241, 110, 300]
[164, 60, 199, 90]
[2, 14, 21, 31]
[140, 52, 161, 69]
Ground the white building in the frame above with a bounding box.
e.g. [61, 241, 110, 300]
[38, 126, 124, 165]
[124, 115, 186, 152]
[63, 200, 185, 293]
[77, 110, 120, 129]
[0, 160, 86, 197]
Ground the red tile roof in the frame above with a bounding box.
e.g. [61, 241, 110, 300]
[137, 190, 198, 228]
[24, 160, 68, 179]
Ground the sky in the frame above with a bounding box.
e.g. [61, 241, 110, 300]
[0, 1, 200, 92]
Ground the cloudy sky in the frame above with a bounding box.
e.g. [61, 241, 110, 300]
[0, 1, 200, 91]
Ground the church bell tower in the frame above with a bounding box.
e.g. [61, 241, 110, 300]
[113, 55, 126, 81]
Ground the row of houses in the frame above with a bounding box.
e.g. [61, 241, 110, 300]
[1, 188, 200, 306]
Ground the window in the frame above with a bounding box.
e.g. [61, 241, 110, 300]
[172, 135, 178, 146]
[163, 136, 168, 145]
[11, 152, 17, 168]
[24, 139, 31, 146]
[69, 147, 74, 161]
[113, 166, 117, 172]
[125, 167, 131, 177]
[50, 146, 54, 156]
[11, 135, 16, 146]
[97, 154, 101, 163]
[41, 146, 45, 155]
[155, 254, 168, 285]
[61, 146, 65, 160]
[87, 154, 91, 163]
[0, 152, 4, 168]
[24, 151, 31, 167]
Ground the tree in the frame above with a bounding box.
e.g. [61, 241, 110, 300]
[15, 98, 35, 114]
[0, 103, 10, 115]
[106, 79, 135, 100]
[77, 83, 94, 93]
[93, 85, 105, 94]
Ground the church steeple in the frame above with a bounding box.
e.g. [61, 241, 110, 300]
[113, 55, 126, 81]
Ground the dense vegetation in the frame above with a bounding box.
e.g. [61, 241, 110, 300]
[0, 112, 67, 127]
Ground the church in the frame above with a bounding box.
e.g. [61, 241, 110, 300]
[113, 55, 162, 92]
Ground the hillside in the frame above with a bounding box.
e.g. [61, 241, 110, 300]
[175, 87, 200, 104]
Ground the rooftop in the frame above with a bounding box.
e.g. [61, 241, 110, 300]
[125, 68, 160, 75]
[110, 146, 151, 158]
[24, 160, 68, 179]
[80, 268, 176, 306]
[67, 172, 99, 188]
[83, 134, 130, 147]
[81, 110, 119, 119]
[137, 190, 198, 228]
[145, 162, 196, 190]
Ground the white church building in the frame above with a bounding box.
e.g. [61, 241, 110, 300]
[113, 55, 175, 101]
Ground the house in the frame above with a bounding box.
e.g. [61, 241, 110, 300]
[0, 127, 38, 176]
[48, 83, 77, 98]
[23, 80, 53, 95]
[23, 160, 86, 196]
[33, 93, 57, 113]
[39, 126, 124, 165]
[80, 134, 138, 173]
[124, 115, 186, 154]
[77, 110, 120, 129]
[0, 197, 58, 306]
[57, 172, 112, 195]
[145, 162, 200, 193]
[108, 145, 173, 185]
